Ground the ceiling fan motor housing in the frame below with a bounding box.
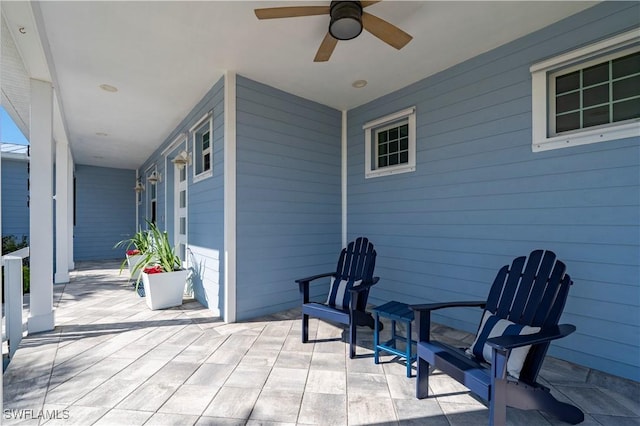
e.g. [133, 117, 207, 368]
[329, 1, 363, 41]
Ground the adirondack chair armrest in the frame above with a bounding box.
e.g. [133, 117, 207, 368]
[347, 277, 380, 313]
[296, 272, 335, 304]
[295, 272, 335, 286]
[410, 301, 486, 342]
[409, 300, 487, 313]
[348, 276, 380, 294]
[485, 324, 577, 353]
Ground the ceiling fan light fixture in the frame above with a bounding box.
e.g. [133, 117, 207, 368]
[329, 1, 363, 41]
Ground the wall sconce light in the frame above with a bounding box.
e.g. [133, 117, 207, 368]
[172, 150, 191, 169]
[134, 180, 145, 193]
[147, 170, 162, 184]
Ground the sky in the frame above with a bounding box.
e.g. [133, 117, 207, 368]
[0, 106, 29, 145]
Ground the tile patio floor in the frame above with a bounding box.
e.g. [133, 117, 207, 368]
[2, 261, 639, 425]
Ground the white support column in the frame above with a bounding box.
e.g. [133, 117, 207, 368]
[341, 110, 347, 248]
[28, 78, 55, 333]
[223, 71, 237, 323]
[67, 150, 74, 270]
[55, 137, 69, 283]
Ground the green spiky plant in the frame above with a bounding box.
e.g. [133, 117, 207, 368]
[114, 226, 152, 254]
[114, 226, 153, 274]
[130, 220, 182, 290]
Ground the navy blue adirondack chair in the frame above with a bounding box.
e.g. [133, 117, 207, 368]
[296, 237, 380, 358]
[410, 250, 584, 426]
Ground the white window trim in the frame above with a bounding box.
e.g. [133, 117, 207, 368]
[191, 111, 213, 183]
[363, 106, 416, 178]
[531, 28, 640, 152]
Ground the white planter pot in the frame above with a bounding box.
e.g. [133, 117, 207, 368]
[126, 254, 144, 280]
[141, 269, 188, 310]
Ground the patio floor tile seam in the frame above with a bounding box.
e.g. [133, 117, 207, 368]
[240, 322, 300, 423]
[62, 326, 217, 420]
[42, 305, 203, 409]
[10, 328, 66, 417]
[45, 323, 167, 391]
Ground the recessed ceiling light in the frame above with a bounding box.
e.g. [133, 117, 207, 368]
[352, 80, 367, 88]
[96, 132, 108, 136]
[99, 84, 118, 93]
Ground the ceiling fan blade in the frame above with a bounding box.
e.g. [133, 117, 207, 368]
[362, 11, 413, 50]
[255, 6, 330, 20]
[314, 33, 338, 62]
[361, 1, 382, 8]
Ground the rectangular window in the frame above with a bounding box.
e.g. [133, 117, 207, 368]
[531, 29, 640, 152]
[192, 114, 213, 181]
[551, 51, 640, 135]
[148, 169, 157, 225]
[151, 200, 157, 224]
[364, 107, 416, 178]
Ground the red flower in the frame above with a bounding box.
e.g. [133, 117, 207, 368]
[143, 265, 164, 274]
[127, 249, 141, 256]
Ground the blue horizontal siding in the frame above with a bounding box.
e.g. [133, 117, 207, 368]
[1, 158, 29, 239]
[235, 75, 342, 321]
[137, 76, 225, 313]
[347, 2, 640, 381]
[74, 165, 136, 260]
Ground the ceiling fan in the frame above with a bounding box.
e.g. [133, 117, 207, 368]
[255, 1, 413, 62]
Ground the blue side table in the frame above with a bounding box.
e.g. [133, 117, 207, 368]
[373, 300, 416, 377]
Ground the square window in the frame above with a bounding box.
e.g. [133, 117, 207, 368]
[532, 29, 640, 152]
[364, 107, 416, 178]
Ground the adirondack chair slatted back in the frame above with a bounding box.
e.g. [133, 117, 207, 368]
[483, 249, 573, 383]
[334, 237, 376, 311]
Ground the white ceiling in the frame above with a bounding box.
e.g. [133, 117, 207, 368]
[3, 1, 596, 169]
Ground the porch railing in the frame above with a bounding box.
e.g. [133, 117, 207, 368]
[2, 246, 29, 359]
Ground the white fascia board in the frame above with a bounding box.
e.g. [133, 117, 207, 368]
[2, 1, 51, 82]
